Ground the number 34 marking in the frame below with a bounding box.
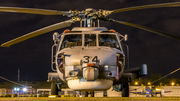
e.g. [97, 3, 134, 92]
[83, 56, 98, 63]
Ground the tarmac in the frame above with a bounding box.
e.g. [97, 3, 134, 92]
[0, 97, 180, 101]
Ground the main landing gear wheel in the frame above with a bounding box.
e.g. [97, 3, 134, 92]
[51, 82, 58, 95]
[122, 82, 129, 97]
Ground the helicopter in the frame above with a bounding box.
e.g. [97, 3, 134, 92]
[1, 2, 180, 97]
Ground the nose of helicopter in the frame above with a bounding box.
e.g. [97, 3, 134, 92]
[63, 47, 118, 66]
[58, 47, 122, 91]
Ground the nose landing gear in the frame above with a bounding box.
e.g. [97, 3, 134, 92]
[84, 91, 95, 97]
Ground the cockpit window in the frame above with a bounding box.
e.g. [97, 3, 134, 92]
[84, 34, 96, 46]
[60, 34, 82, 49]
[99, 34, 120, 49]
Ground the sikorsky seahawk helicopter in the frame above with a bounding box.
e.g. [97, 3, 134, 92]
[1, 2, 180, 97]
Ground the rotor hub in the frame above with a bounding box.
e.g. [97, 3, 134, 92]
[64, 9, 112, 22]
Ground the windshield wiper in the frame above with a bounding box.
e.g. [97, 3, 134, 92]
[99, 38, 111, 47]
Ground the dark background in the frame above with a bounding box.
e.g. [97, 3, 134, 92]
[0, 0, 180, 82]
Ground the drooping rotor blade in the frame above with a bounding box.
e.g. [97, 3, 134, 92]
[1, 20, 75, 47]
[112, 19, 180, 41]
[110, 2, 180, 14]
[0, 7, 68, 15]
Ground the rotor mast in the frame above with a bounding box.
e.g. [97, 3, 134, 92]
[83, 19, 96, 27]
[84, 8, 94, 27]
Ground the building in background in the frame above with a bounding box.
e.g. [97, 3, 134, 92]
[37, 86, 180, 97]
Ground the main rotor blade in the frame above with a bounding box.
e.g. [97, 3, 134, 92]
[1, 20, 74, 47]
[113, 19, 180, 41]
[111, 2, 180, 14]
[0, 7, 67, 15]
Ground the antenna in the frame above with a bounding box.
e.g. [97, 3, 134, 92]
[18, 69, 20, 82]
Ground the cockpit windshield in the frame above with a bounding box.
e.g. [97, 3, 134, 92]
[60, 34, 120, 50]
[99, 34, 120, 49]
[60, 34, 82, 49]
[84, 34, 96, 46]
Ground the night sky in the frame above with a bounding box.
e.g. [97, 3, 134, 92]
[0, 0, 180, 82]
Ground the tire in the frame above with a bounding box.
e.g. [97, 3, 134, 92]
[122, 83, 129, 97]
[51, 82, 58, 95]
[85, 91, 88, 97]
[103, 91, 107, 97]
[90, 91, 94, 97]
